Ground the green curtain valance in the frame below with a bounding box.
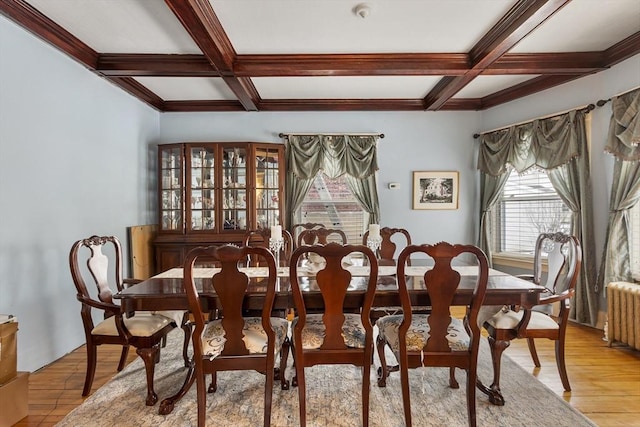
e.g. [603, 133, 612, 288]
[285, 134, 378, 180]
[478, 110, 585, 176]
[605, 87, 640, 161]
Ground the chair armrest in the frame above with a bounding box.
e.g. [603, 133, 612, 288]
[539, 289, 575, 305]
[77, 295, 120, 315]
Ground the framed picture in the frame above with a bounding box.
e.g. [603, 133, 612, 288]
[413, 171, 459, 210]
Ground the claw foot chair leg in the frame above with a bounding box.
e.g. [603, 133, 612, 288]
[136, 346, 160, 406]
[486, 336, 509, 405]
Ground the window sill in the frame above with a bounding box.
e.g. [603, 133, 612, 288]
[491, 253, 547, 272]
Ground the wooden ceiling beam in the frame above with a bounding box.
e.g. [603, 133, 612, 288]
[258, 99, 426, 112]
[0, 0, 98, 69]
[97, 54, 219, 77]
[487, 52, 605, 74]
[603, 31, 640, 67]
[96, 52, 607, 77]
[235, 54, 470, 76]
[479, 74, 584, 109]
[162, 100, 245, 112]
[424, 0, 572, 111]
[105, 77, 165, 111]
[165, 0, 258, 111]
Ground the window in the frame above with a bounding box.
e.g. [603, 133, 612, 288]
[493, 169, 571, 255]
[631, 202, 640, 280]
[294, 173, 368, 244]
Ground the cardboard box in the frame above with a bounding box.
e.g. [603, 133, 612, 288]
[0, 371, 29, 427]
[0, 318, 18, 385]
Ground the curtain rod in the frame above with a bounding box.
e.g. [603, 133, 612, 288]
[596, 85, 640, 107]
[279, 132, 384, 139]
[472, 103, 595, 139]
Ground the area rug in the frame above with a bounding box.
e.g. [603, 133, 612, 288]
[57, 329, 595, 427]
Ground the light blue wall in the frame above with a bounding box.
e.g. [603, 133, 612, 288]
[0, 16, 160, 372]
[159, 111, 481, 246]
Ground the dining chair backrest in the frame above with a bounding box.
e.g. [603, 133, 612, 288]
[297, 227, 347, 247]
[184, 244, 278, 357]
[532, 232, 581, 296]
[362, 226, 412, 266]
[72, 235, 124, 305]
[289, 242, 378, 426]
[291, 222, 325, 247]
[243, 228, 293, 267]
[397, 242, 489, 355]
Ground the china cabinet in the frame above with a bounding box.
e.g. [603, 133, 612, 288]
[153, 142, 285, 272]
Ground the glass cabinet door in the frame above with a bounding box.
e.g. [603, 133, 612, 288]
[221, 146, 248, 231]
[160, 146, 183, 232]
[255, 146, 281, 230]
[188, 145, 216, 231]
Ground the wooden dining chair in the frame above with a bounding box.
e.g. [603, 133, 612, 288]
[183, 244, 291, 427]
[362, 226, 412, 266]
[69, 235, 184, 405]
[289, 242, 378, 427]
[291, 222, 325, 248]
[297, 227, 347, 247]
[482, 232, 581, 402]
[375, 242, 489, 427]
[243, 228, 293, 267]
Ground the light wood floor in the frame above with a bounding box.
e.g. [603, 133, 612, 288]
[11, 322, 640, 427]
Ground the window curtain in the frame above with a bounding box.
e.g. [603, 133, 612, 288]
[598, 88, 640, 290]
[284, 134, 380, 228]
[478, 108, 598, 325]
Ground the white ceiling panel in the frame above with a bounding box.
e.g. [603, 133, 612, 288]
[454, 75, 540, 99]
[209, 0, 518, 54]
[511, 0, 640, 53]
[253, 76, 442, 99]
[26, 0, 202, 54]
[134, 77, 237, 101]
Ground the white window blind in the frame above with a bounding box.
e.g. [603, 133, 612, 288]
[294, 173, 368, 244]
[494, 169, 571, 255]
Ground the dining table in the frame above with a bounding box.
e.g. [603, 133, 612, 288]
[115, 263, 544, 414]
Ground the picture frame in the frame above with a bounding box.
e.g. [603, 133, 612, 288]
[412, 171, 459, 210]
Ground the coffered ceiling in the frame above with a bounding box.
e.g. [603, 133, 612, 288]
[2, 0, 639, 112]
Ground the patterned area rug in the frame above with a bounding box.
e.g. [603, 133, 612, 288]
[57, 329, 595, 427]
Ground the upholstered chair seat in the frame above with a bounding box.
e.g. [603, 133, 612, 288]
[292, 313, 366, 349]
[376, 314, 470, 354]
[202, 317, 289, 360]
[153, 310, 187, 326]
[485, 309, 560, 331]
[92, 313, 174, 337]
